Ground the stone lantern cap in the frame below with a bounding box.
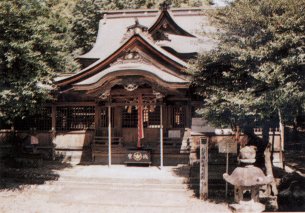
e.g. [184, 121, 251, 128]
[223, 165, 273, 187]
[240, 146, 256, 164]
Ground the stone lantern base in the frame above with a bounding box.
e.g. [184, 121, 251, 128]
[229, 199, 265, 213]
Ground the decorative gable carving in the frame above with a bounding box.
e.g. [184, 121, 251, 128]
[149, 7, 195, 39]
[159, 1, 171, 11]
[127, 18, 148, 32]
[110, 50, 151, 67]
[121, 18, 153, 44]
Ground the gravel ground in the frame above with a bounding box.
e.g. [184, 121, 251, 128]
[0, 164, 231, 213]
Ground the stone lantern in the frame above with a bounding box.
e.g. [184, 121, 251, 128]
[223, 146, 273, 213]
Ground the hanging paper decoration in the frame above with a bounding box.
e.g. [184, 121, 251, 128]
[137, 95, 144, 148]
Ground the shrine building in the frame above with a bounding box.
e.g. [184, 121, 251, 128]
[48, 4, 218, 165]
[10, 4, 222, 166]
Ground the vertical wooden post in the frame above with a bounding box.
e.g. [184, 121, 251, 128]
[200, 137, 208, 200]
[108, 105, 112, 167]
[51, 105, 56, 132]
[186, 101, 192, 128]
[94, 104, 101, 132]
[51, 105, 56, 159]
[225, 142, 229, 199]
[160, 105, 163, 169]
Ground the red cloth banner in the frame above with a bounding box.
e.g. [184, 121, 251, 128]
[137, 95, 144, 148]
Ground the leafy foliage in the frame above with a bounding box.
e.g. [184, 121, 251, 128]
[0, 0, 79, 124]
[96, 0, 211, 10]
[191, 0, 305, 128]
[71, 0, 100, 55]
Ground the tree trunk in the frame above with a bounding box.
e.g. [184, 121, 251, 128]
[265, 144, 278, 196]
[278, 109, 285, 169]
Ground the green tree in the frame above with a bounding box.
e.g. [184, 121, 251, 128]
[96, 0, 210, 9]
[0, 0, 79, 124]
[191, 0, 305, 129]
[72, 0, 100, 55]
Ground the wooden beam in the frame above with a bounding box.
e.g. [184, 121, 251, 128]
[105, 102, 164, 107]
[110, 88, 153, 96]
[50, 102, 96, 107]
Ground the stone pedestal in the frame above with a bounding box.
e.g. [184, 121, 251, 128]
[230, 200, 265, 213]
[223, 146, 273, 213]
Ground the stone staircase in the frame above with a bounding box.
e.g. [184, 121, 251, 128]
[46, 166, 193, 212]
[0, 164, 231, 213]
[47, 166, 195, 211]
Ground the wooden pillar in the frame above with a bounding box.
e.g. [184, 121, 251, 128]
[108, 105, 112, 167]
[51, 105, 56, 131]
[51, 105, 56, 158]
[199, 137, 208, 200]
[168, 106, 172, 128]
[186, 101, 192, 128]
[95, 104, 101, 132]
[116, 107, 122, 136]
[162, 105, 167, 129]
[160, 105, 163, 169]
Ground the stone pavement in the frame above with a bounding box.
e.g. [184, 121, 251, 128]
[0, 165, 230, 213]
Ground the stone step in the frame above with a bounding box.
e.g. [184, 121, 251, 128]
[57, 175, 188, 185]
[47, 185, 193, 207]
[52, 178, 189, 191]
[0, 164, 231, 213]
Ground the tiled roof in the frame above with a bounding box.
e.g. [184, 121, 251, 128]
[79, 8, 217, 60]
[56, 32, 188, 84]
[157, 34, 217, 53]
[56, 8, 217, 88]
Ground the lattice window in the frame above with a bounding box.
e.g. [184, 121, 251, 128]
[122, 106, 161, 128]
[122, 106, 138, 128]
[14, 107, 52, 131]
[35, 107, 52, 130]
[143, 106, 160, 128]
[56, 106, 95, 131]
[172, 106, 186, 128]
[100, 107, 114, 128]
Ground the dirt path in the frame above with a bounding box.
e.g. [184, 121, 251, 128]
[0, 165, 230, 213]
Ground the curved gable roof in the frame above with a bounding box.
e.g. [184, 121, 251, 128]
[56, 32, 188, 87]
[148, 10, 195, 37]
[73, 62, 188, 91]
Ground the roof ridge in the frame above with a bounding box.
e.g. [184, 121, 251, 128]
[100, 7, 209, 19]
